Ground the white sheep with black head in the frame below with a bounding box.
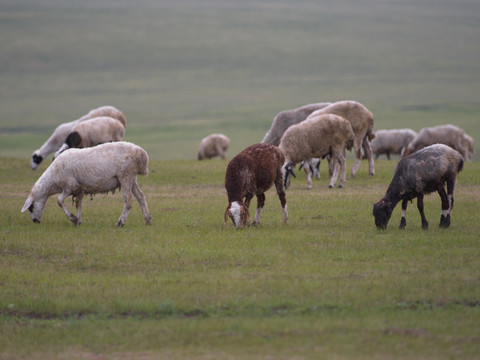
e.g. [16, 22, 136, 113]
[31, 106, 126, 170]
[224, 143, 287, 229]
[53, 116, 125, 159]
[373, 144, 463, 230]
[22, 142, 151, 227]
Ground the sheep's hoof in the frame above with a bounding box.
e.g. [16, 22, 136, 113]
[439, 215, 450, 228]
[116, 221, 125, 227]
[399, 219, 406, 229]
[328, 184, 334, 188]
[422, 222, 429, 230]
[252, 221, 259, 227]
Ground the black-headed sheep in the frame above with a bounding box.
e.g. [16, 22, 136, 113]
[224, 143, 287, 229]
[371, 129, 417, 159]
[279, 114, 354, 189]
[402, 124, 471, 161]
[261, 102, 331, 146]
[198, 133, 230, 160]
[31, 105, 127, 170]
[53, 116, 125, 159]
[22, 142, 151, 227]
[373, 144, 463, 230]
[307, 100, 375, 177]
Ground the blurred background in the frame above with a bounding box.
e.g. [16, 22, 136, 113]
[1, 0, 479, 161]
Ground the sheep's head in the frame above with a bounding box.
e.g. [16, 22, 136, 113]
[21, 195, 45, 223]
[31, 151, 43, 170]
[372, 199, 393, 230]
[283, 162, 296, 189]
[224, 201, 251, 229]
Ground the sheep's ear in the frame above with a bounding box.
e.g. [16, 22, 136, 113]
[66, 131, 82, 148]
[22, 196, 34, 213]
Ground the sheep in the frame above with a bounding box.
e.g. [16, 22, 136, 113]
[31, 105, 126, 170]
[53, 116, 125, 159]
[22, 142, 151, 227]
[402, 124, 470, 160]
[370, 129, 417, 160]
[224, 143, 287, 229]
[307, 100, 375, 177]
[198, 133, 230, 160]
[279, 114, 355, 189]
[261, 102, 331, 146]
[372, 144, 463, 230]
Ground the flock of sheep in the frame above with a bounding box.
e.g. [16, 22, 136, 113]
[22, 101, 474, 230]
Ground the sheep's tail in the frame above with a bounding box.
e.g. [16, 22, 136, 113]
[367, 129, 375, 141]
[137, 148, 149, 176]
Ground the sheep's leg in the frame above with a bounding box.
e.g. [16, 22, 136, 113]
[132, 180, 152, 225]
[75, 193, 83, 225]
[350, 141, 362, 177]
[252, 193, 265, 226]
[399, 199, 408, 229]
[313, 159, 321, 179]
[442, 176, 457, 228]
[274, 175, 288, 224]
[329, 156, 341, 188]
[57, 191, 79, 225]
[338, 153, 347, 188]
[215, 143, 226, 160]
[438, 186, 450, 228]
[362, 136, 375, 175]
[304, 159, 313, 189]
[417, 193, 429, 230]
[117, 180, 135, 227]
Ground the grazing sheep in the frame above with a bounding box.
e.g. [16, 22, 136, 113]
[307, 100, 375, 177]
[261, 102, 331, 146]
[371, 129, 417, 159]
[22, 142, 151, 227]
[224, 143, 287, 229]
[279, 114, 355, 189]
[373, 144, 463, 230]
[31, 106, 127, 170]
[198, 133, 230, 160]
[53, 116, 125, 159]
[402, 124, 469, 160]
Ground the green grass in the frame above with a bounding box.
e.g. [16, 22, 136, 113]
[1, 156, 479, 359]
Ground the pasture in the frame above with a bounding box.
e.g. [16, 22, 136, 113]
[1, 157, 479, 359]
[1, 0, 479, 358]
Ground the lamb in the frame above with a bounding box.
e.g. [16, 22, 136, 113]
[53, 116, 125, 159]
[371, 129, 417, 159]
[198, 133, 230, 160]
[372, 144, 463, 230]
[224, 143, 287, 229]
[279, 114, 355, 189]
[22, 142, 151, 227]
[307, 100, 375, 177]
[31, 105, 127, 170]
[261, 102, 331, 146]
[402, 124, 470, 160]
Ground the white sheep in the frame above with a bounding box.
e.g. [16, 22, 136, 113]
[370, 129, 417, 159]
[198, 133, 230, 160]
[22, 142, 151, 227]
[279, 114, 355, 189]
[307, 100, 375, 177]
[31, 105, 126, 170]
[53, 116, 125, 159]
[403, 124, 470, 160]
[261, 102, 331, 146]
[224, 143, 288, 229]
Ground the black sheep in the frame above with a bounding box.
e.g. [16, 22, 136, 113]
[373, 144, 463, 230]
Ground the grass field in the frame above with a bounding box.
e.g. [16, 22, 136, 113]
[1, 157, 479, 359]
[1, 0, 479, 358]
